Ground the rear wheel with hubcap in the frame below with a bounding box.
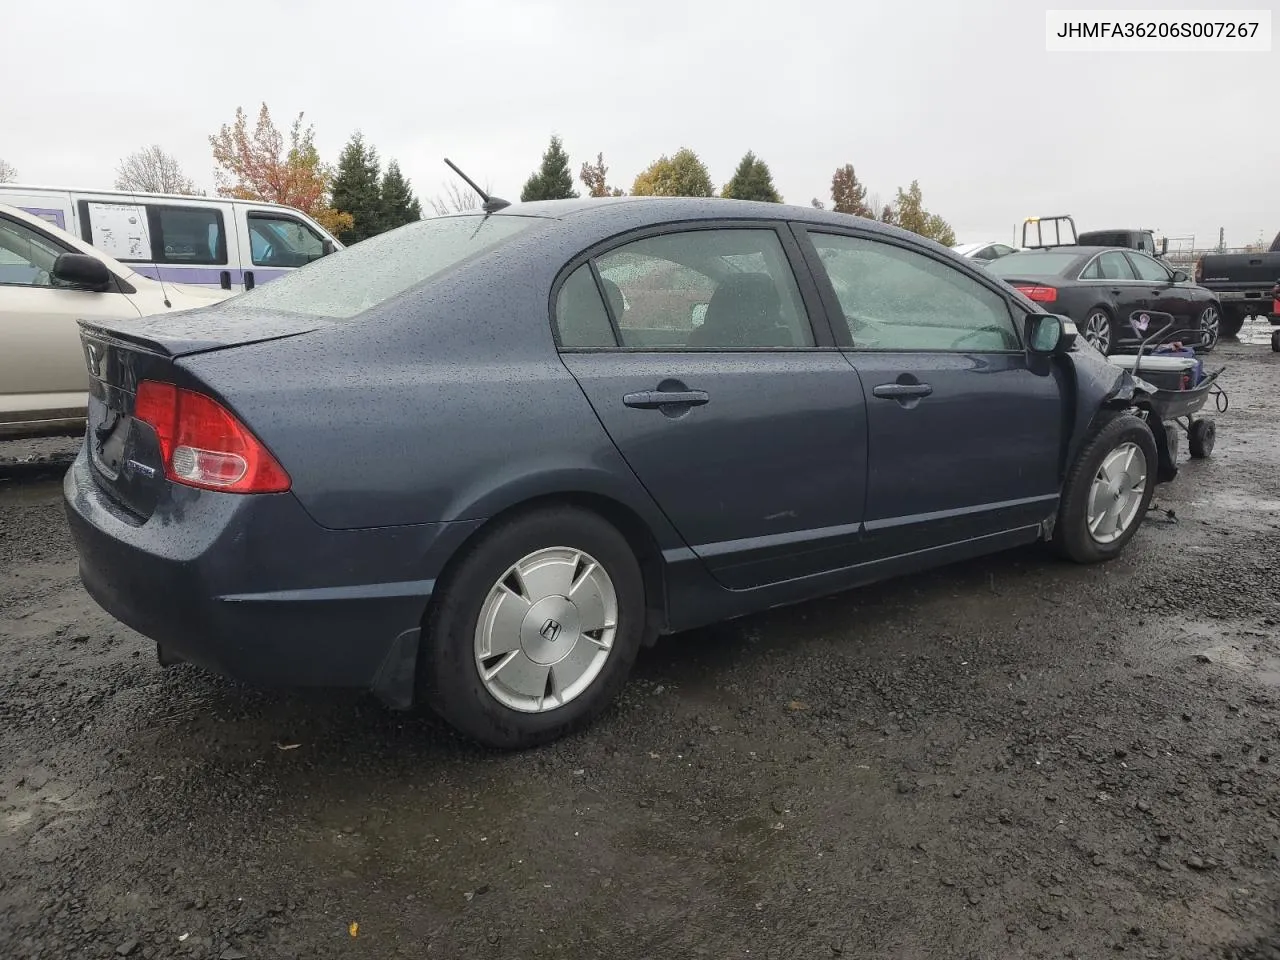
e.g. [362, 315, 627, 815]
[1053, 413, 1158, 563]
[1083, 308, 1115, 355]
[419, 506, 646, 749]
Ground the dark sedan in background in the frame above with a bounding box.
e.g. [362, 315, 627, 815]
[986, 246, 1223, 356]
[64, 197, 1166, 749]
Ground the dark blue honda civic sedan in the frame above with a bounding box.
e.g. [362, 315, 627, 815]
[64, 196, 1166, 748]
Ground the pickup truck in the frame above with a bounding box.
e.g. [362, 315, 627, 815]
[1195, 230, 1280, 337]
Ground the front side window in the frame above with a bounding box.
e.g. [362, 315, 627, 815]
[152, 206, 226, 265]
[1127, 252, 1171, 282]
[810, 232, 1020, 351]
[593, 229, 813, 349]
[248, 213, 325, 267]
[0, 217, 68, 287]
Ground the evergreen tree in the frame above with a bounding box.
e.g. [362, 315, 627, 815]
[330, 132, 383, 243]
[521, 135, 579, 202]
[380, 161, 422, 229]
[720, 151, 782, 203]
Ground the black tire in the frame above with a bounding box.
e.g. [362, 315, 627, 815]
[1053, 413, 1158, 564]
[1219, 308, 1245, 339]
[1272, 329, 1280, 352]
[418, 506, 646, 749]
[1188, 419, 1215, 459]
[1082, 306, 1117, 356]
[1195, 304, 1220, 353]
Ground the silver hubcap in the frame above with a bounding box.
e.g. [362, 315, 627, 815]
[474, 547, 618, 713]
[1199, 306, 1219, 348]
[1085, 312, 1111, 352]
[1087, 442, 1148, 544]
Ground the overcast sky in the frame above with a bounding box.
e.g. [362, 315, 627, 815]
[1, 0, 1273, 249]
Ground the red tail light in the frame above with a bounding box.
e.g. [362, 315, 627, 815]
[1015, 285, 1058, 304]
[133, 381, 291, 494]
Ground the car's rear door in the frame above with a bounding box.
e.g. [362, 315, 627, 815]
[794, 225, 1067, 560]
[553, 223, 870, 590]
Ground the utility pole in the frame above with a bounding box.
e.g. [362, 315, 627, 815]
[1218, 227, 1225, 253]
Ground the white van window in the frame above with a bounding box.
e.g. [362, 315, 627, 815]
[151, 206, 227, 266]
[0, 217, 68, 287]
[248, 213, 325, 268]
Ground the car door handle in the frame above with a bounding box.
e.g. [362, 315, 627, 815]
[623, 389, 709, 409]
[872, 383, 933, 399]
[1110, 288, 1123, 295]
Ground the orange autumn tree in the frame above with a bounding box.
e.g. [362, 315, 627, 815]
[209, 103, 352, 236]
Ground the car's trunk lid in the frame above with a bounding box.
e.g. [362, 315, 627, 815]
[78, 308, 325, 520]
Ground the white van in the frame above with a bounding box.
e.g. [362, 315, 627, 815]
[0, 184, 343, 293]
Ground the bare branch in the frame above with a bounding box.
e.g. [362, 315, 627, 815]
[0, 158, 16, 183]
[115, 145, 201, 194]
[430, 177, 486, 216]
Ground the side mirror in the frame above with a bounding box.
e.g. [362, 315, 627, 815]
[1025, 312, 1075, 355]
[321, 239, 335, 257]
[1170, 269, 1188, 283]
[51, 253, 111, 291]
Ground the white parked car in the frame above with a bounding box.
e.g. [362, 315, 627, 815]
[0, 202, 232, 438]
[0, 184, 341, 294]
[953, 241, 1019, 264]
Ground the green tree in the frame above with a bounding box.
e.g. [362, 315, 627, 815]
[521, 134, 579, 202]
[830, 164, 873, 217]
[579, 152, 624, 197]
[380, 160, 422, 229]
[631, 148, 715, 197]
[886, 180, 955, 245]
[330, 132, 384, 243]
[720, 151, 781, 203]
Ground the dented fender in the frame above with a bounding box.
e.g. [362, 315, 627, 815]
[1061, 345, 1158, 475]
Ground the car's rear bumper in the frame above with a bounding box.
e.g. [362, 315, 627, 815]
[63, 447, 483, 706]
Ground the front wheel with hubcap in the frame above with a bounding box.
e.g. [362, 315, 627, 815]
[1082, 308, 1115, 355]
[1053, 413, 1158, 563]
[1195, 305, 1220, 353]
[419, 506, 646, 749]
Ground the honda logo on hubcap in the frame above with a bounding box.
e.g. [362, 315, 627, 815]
[539, 619, 562, 642]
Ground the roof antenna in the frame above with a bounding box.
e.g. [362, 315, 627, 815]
[444, 158, 510, 213]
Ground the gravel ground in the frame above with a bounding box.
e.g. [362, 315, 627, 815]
[3, 324, 1280, 960]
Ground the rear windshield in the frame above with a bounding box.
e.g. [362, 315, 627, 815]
[985, 252, 1080, 278]
[224, 214, 541, 318]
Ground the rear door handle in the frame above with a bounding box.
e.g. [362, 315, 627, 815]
[219, 270, 232, 290]
[1110, 288, 1123, 295]
[623, 389, 709, 409]
[872, 383, 933, 399]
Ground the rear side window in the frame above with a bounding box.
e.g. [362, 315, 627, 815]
[151, 206, 226, 265]
[225, 214, 540, 319]
[555, 265, 616, 347]
[592, 228, 813, 349]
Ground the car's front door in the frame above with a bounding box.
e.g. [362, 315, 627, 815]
[796, 227, 1067, 560]
[1126, 251, 1193, 336]
[0, 214, 142, 427]
[554, 224, 870, 590]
